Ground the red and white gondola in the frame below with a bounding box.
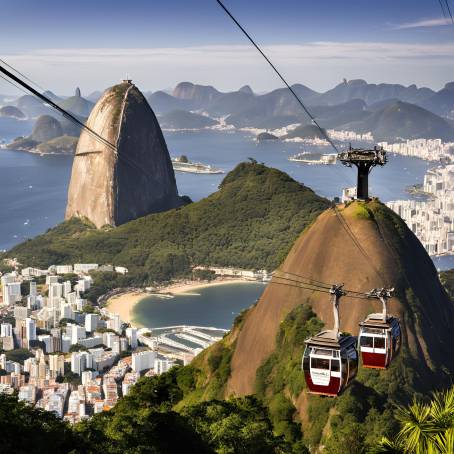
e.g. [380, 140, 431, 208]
[358, 288, 401, 369]
[302, 284, 358, 396]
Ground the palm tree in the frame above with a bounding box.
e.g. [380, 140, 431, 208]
[375, 387, 454, 454]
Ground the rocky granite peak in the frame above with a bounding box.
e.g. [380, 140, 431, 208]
[66, 81, 182, 228]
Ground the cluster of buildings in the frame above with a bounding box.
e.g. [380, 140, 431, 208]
[0, 261, 226, 422]
[192, 266, 270, 281]
[378, 138, 454, 163]
[327, 129, 374, 142]
[0, 262, 189, 422]
[387, 164, 454, 256]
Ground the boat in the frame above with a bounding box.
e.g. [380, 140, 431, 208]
[171, 155, 224, 174]
[289, 152, 337, 165]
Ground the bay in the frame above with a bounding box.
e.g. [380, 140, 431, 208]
[0, 129, 446, 269]
[132, 282, 265, 329]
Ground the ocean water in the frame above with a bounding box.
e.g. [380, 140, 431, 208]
[0, 128, 452, 269]
[132, 282, 265, 329]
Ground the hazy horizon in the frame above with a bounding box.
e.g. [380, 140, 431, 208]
[1, 0, 453, 95]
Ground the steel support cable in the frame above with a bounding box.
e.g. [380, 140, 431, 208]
[0, 63, 115, 151]
[444, 0, 454, 22]
[271, 277, 370, 300]
[215, 0, 339, 153]
[273, 270, 332, 289]
[273, 273, 370, 299]
[0, 73, 31, 97]
[438, 0, 448, 17]
[279, 270, 370, 297]
[0, 58, 46, 92]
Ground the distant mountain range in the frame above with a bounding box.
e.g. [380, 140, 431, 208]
[144, 80, 454, 140]
[1, 79, 454, 141]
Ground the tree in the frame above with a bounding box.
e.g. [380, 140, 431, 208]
[375, 387, 454, 453]
[0, 393, 83, 453]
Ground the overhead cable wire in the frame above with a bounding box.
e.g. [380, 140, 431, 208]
[0, 61, 157, 180]
[0, 63, 116, 152]
[271, 277, 371, 300]
[438, 0, 448, 18]
[272, 274, 371, 299]
[215, 0, 339, 153]
[0, 58, 47, 92]
[444, 0, 454, 22]
[277, 270, 370, 297]
[0, 73, 32, 97]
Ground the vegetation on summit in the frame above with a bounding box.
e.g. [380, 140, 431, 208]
[7, 162, 330, 284]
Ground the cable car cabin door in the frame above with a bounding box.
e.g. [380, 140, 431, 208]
[360, 329, 388, 369]
[310, 356, 331, 386]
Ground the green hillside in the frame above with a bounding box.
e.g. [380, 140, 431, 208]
[7, 162, 330, 283]
[175, 200, 454, 451]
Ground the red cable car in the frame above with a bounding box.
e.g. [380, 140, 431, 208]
[302, 285, 358, 396]
[358, 288, 401, 369]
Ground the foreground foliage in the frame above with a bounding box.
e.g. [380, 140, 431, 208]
[375, 387, 454, 454]
[0, 369, 293, 453]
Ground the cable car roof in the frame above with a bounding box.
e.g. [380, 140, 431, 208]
[305, 330, 356, 349]
[359, 314, 399, 328]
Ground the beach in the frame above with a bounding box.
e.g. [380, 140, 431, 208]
[106, 278, 255, 326]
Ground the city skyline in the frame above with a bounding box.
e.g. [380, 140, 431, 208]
[1, 0, 454, 94]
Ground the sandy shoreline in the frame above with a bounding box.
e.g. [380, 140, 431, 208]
[106, 278, 258, 327]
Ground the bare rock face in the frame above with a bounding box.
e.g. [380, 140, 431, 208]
[226, 201, 454, 396]
[66, 81, 181, 228]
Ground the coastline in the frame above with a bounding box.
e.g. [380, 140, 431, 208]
[106, 278, 259, 327]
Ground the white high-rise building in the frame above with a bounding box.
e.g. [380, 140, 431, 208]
[63, 281, 72, 298]
[29, 281, 37, 297]
[60, 303, 74, 320]
[38, 334, 53, 353]
[25, 318, 36, 341]
[132, 350, 156, 373]
[71, 351, 89, 375]
[56, 265, 73, 274]
[107, 314, 122, 333]
[49, 354, 65, 376]
[49, 282, 63, 302]
[61, 335, 71, 353]
[2, 282, 22, 306]
[46, 275, 59, 285]
[70, 324, 86, 345]
[126, 327, 138, 349]
[154, 358, 175, 375]
[85, 314, 99, 333]
[0, 323, 13, 338]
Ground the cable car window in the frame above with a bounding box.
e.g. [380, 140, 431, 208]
[360, 336, 373, 347]
[374, 337, 385, 349]
[313, 348, 332, 356]
[331, 360, 340, 372]
[311, 358, 330, 369]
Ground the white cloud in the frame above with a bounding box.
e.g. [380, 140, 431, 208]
[1, 41, 453, 94]
[394, 17, 452, 29]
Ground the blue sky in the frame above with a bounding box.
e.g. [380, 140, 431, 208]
[1, 0, 453, 94]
